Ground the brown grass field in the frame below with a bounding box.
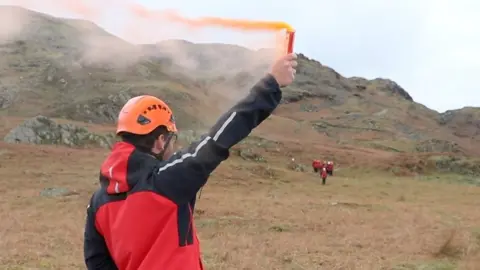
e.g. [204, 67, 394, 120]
[1, 137, 479, 270]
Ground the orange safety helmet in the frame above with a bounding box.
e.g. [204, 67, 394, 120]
[116, 95, 177, 135]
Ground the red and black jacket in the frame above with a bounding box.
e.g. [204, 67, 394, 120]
[83, 74, 282, 270]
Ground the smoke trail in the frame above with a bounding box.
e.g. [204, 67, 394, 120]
[130, 7, 293, 31]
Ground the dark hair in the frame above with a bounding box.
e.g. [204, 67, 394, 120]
[119, 126, 169, 152]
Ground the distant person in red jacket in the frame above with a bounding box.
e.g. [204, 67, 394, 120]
[82, 53, 297, 270]
[312, 159, 321, 172]
[326, 161, 334, 176]
[312, 159, 329, 184]
[321, 167, 328, 185]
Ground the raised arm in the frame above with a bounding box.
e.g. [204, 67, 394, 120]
[151, 74, 278, 204]
[151, 53, 297, 204]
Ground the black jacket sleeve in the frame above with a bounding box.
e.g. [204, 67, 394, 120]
[153, 74, 281, 204]
[84, 194, 118, 270]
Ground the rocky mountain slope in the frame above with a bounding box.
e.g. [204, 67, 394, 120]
[1, 6, 479, 175]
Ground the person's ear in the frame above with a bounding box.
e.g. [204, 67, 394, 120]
[154, 134, 165, 151]
[158, 134, 165, 143]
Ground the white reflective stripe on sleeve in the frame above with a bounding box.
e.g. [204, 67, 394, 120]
[157, 111, 237, 173]
[213, 112, 236, 141]
[157, 136, 210, 173]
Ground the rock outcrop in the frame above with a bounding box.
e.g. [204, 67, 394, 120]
[415, 139, 463, 153]
[4, 115, 114, 148]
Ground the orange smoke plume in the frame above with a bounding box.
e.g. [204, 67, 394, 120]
[128, 6, 295, 54]
[129, 5, 294, 32]
[166, 13, 294, 32]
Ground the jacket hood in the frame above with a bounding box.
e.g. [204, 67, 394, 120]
[99, 141, 156, 195]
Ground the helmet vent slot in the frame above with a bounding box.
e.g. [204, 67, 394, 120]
[137, 115, 151, 125]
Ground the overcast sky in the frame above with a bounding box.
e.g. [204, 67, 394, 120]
[5, 0, 480, 112]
